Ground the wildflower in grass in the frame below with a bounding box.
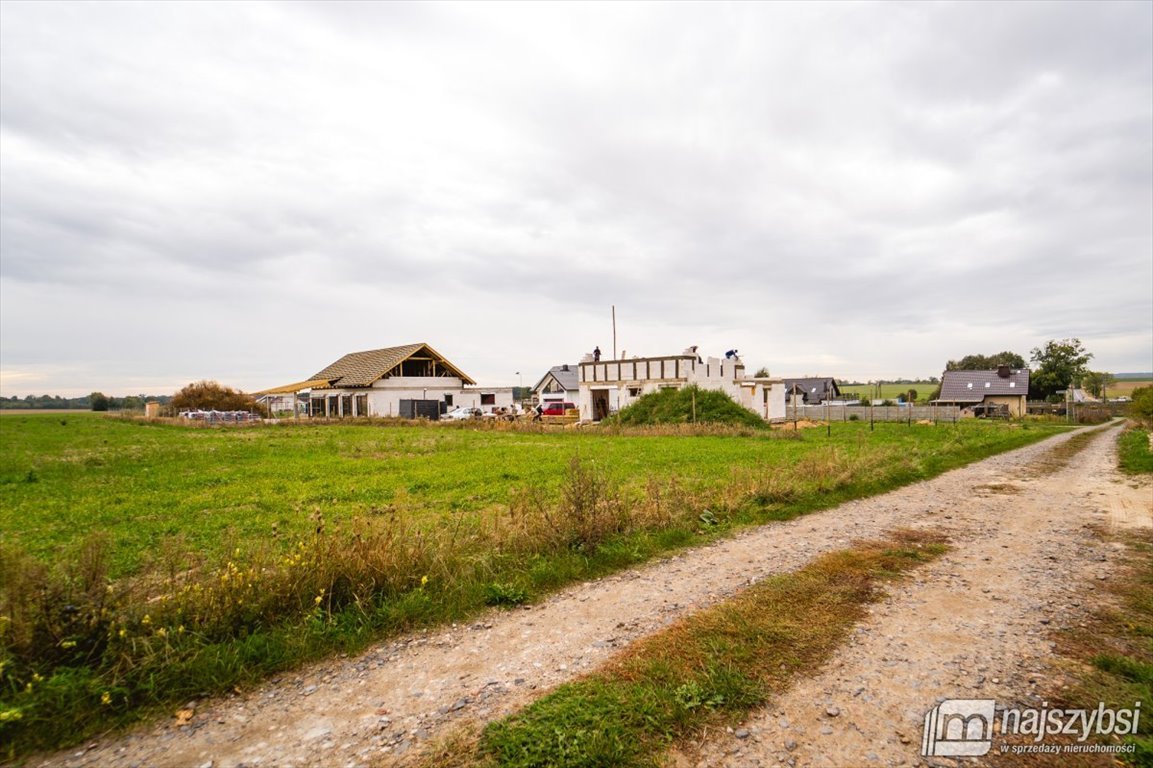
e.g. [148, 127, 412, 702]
[177, 625, 185, 634]
[118, 628, 128, 639]
[101, 692, 112, 706]
[141, 614, 152, 626]
[155, 627, 167, 638]
[60, 640, 76, 649]
[0, 707, 22, 723]
[421, 575, 429, 587]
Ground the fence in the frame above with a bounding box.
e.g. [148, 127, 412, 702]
[784, 404, 961, 423]
[1026, 401, 1127, 424]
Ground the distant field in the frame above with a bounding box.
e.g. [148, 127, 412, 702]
[1104, 378, 1153, 397]
[836, 381, 937, 400]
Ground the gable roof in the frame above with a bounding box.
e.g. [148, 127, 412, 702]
[937, 368, 1029, 403]
[254, 378, 333, 396]
[533, 364, 579, 393]
[310, 343, 475, 388]
[782, 377, 840, 402]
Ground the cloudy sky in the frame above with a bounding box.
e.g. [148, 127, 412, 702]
[1, 1, 1150, 396]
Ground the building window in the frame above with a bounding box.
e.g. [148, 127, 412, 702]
[444, 394, 454, 406]
[628, 387, 641, 397]
[481, 393, 496, 405]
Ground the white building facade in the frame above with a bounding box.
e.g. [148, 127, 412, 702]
[258, 343, 514, 419]
[577, 351, 786, 422]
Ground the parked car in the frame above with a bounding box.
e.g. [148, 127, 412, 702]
[442, 406, 482, 420]
[541, 402, 575, 416]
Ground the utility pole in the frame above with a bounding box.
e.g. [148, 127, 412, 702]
[612, 305, 617, 360]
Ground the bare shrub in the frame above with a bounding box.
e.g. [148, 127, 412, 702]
[171, 380, 267, 417]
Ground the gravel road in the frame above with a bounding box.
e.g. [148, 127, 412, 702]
[31, 423, 1150, 768]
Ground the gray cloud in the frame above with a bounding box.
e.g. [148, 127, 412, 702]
[1, 1, 1149, 395]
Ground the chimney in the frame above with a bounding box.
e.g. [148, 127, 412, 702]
[561, 364, 569, 372]
[997, 365, 1011, 378]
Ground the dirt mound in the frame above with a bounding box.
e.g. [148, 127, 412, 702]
[773, 419, 826, 430]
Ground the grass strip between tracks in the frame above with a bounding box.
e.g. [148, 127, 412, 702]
[417, 529, 949, 768]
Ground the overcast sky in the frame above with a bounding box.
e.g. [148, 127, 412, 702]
[1, 1, 1150, 397]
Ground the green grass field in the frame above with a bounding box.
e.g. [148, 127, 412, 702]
[835, 381, 936, 401]
[0, 413, 1070, 757]
[0, 414, 790, 575]
[0, 413, 1054, 576]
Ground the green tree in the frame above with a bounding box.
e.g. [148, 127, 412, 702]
[1029, 338, 1092, 400]
[1130, 386, 1153, 427]
[89, 392, 109, 412]
[945, 350, 1026, 371]
[753, 367, 771, 378]
[1080, 371, 1115, 400]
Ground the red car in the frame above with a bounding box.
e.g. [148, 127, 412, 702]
[540, 402, 575, 416]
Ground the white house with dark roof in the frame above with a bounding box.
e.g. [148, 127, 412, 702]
[257, 343, 513, 419]
[532, 364, 580, 405]
[933, 366, 1030, 417]
[782, 377, 841, 405]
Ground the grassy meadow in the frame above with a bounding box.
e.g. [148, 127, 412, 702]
[0, 413, 1067, 757]
[835, 381, 936, 401]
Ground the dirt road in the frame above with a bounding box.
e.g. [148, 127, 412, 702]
[33, 424, 1151, 768]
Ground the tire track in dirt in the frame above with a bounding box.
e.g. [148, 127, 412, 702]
[32, 426, 1127, 768]
[677, 423, 1150, 768]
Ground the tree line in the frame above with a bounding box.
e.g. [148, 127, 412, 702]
[0, 394, 173, 411]
[3, 381, 264, 415]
